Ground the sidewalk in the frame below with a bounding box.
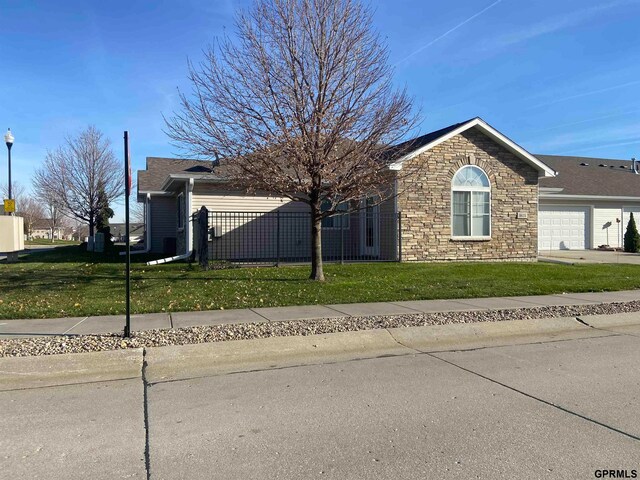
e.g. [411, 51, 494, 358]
[1, 289, 639, 339]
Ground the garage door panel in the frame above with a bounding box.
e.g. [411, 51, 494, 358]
[538, 206, 588, 251]
[593, 208, 622, 248]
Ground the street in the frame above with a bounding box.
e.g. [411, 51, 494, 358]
[1, 318, 639, 479]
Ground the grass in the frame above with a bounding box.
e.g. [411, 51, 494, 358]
[25, 239, 80, 246]
[1, 245, 640, 319]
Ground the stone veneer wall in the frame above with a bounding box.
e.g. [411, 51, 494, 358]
[396, 128, 540, 262]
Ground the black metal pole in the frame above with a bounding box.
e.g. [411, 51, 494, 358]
[6, 142, 12, 201]
[340, 216, 344, 264]
[124, 131, 131, 338]
[276, 211, 281, 267]
[398, 212, 402, 262]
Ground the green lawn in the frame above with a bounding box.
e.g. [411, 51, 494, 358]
[25, 239, 80, 246]
[1, 245, 639, 319]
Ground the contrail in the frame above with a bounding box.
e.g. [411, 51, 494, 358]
[394, 0, 504, 66]
[530, 80, 640, 110]
[556, 138, 640, 155]
[530, 109, 640, 134]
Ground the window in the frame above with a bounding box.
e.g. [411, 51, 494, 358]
[321, 200, 350, 229]
[177, 193, 185, 230]
[451, 166, 490, 238]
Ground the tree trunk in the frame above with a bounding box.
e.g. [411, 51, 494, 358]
[310, 212, 325, 281]
[89, 216, 95, 238]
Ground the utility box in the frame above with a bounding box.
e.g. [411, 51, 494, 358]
[94, 232, 105, 253]
[0, 216, 25, 255]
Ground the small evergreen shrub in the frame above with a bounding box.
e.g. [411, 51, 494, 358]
[624, 212, 640, 253]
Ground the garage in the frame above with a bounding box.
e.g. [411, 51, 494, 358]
[623, 207, 640, 232]
[538, 206, 589, 251]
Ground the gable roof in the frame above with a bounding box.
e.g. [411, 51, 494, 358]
[537, 154, 640, 198]
[137, 157, 216, 194]
[389, 117, 556, 177]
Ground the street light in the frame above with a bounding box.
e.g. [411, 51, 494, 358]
[4, 128, 14, 201]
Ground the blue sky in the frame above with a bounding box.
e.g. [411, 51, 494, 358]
[1, 0, 640, 221]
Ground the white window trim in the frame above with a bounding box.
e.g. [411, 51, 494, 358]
[451, 166, 492, 240]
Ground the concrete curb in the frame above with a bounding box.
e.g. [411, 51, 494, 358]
[1, 314, 633, 390]
[387, 317, 613, 352]
[0, 348, 143, 391]
[577, 312, 640, 336]
[145, 329, 410, 383]
[577, 312, 640, 328]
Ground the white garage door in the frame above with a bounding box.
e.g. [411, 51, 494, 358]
[623, 207, 640, 232]
[539, 206, 589, 251]
[593, 208, 623, 248]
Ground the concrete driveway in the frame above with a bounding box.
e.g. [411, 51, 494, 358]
[539, 249, 640, 264]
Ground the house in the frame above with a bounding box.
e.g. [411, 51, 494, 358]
[137, 117, 639, 262]
[537, 155, 640, 250]
[31, 221, 72, 240]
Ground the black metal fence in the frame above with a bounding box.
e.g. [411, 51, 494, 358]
[193, 210, 401, 265]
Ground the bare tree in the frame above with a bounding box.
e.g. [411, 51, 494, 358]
[16, 197, 45, 239]
[131, 200, 145, 224]
[33, 126, 123, 238]
[166, 0, 416, 281]
[1, 181, 26, 213]
[32, 177, 67, 243]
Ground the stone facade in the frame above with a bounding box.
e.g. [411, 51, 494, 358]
[396, 128, 539, 262]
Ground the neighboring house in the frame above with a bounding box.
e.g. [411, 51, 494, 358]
[137, 117, 638, 262]
[31, 221, 70, 240]
[537, 155, 640, 251]
[109, 223, 145, 243]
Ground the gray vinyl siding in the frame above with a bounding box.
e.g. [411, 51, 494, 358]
[150, 195, 177, 254]
[192, 187, 309, 214]
[192, 188, 308, 261]
[190, 185, 398, 261]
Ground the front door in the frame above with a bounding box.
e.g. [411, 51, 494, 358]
[360, 197, 380, 257]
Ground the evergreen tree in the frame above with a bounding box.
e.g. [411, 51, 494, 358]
[624, 212, 640, 253]
[95, 180, 114, 249]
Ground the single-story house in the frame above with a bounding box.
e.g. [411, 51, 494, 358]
[137, 117, 640, 262]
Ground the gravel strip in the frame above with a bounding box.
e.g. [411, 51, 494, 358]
[1, 301, 639, 357]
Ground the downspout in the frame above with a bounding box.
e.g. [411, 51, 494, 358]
[147, 178, 194, 265]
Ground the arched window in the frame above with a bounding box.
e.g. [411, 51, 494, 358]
[451, 166, 491, 238]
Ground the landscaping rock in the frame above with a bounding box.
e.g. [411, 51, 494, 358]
[1, 301, 639, 357]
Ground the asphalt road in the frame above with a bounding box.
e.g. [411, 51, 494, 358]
[2, 324, 639, 479]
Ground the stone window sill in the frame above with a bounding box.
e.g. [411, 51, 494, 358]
[450, 236, 491, 242]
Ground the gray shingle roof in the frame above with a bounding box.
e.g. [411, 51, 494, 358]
[385, 119, 475, 160]
[137, 157, 216, 193]
[537, 154, 640, 197]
